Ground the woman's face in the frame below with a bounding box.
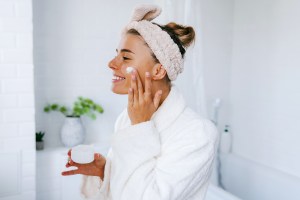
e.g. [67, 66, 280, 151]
[108, 33, 157, 94]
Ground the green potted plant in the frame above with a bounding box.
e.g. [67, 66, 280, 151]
[44, 97, 104, 147]
[36, 131, 45, 150]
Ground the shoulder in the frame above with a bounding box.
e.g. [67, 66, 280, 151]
[172, 107, 219, 146]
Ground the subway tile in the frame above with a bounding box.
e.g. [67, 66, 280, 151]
[0, 123, 18, 137]
[0, 18, 32, 33]
[0, 2, 15, 17]
[2, 49, 33, 64]
[0, 94, 18, 108]
[0, 64, 17, 78]
[17, 64, 33, 78]
[0, 139, 3, 150]
[18, 93, 34, 107]
[15, 1, 32, 18]
[4, 137, 34, 150]
[19, 122, 35, 136]
[0, 110, 3, 123]
[16, 34, 32, 48]
[21, 149, 35, 163]
[0, 34, 16, 48]
[2, 79, 34, 93]
[3, 108, 34, 123]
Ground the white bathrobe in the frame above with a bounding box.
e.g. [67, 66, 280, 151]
[81, 84, 219, 200]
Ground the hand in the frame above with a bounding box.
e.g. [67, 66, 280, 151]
[128, 70, 163, 125]
[61, 149, 106, 180]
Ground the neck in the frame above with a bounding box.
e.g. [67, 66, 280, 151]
[152, 81, 171, 107]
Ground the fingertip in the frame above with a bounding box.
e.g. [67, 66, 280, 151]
[68, 149, 72, 156]
[131, 74, 136, 81]
[94, 153, 100, 159]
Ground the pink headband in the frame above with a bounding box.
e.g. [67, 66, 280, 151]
[124, 4, 184, 81]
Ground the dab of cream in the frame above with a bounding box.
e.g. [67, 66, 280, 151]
[71, 145, 95, 164]
[126, 66, 135, 74]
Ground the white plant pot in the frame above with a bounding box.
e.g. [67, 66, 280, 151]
[61, 117, 85, 147]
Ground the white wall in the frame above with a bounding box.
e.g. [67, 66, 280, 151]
[0, 0, 36, 199]
[33, 0, 153, 148]
[200, 0, 234, 131]
[226, 0, 300, 199]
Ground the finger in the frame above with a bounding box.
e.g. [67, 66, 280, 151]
[128, 88, 133, 107]
[61, 169, 80, 176]
[68, 149, 72, 157]
[144, 72, 152, 98]
[133, 70, 144, 102]
[153, 90, 163, 109]
[131, 72, 138, 104]
[66, 162, 71, 168]
[94, 153, 101, 160]
[69, 161, 83, 168]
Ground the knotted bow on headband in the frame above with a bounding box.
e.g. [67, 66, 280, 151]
[124, 4, 184, 81]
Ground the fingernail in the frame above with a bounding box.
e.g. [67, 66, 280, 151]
[146, 72, 150, 77]
[159, 90, 162, 94]
[129, 88, 133, 93]
[131, 75, 136, 80]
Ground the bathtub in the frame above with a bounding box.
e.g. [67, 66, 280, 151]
[219, 153, 300, 200]
[206, 184, 241, 200]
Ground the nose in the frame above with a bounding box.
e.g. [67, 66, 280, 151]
[108, 56, 121, 70]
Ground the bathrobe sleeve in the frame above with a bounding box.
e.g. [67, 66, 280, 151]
[109, 118, 218, 200]
[80, 151, 112, 200]
[80, 110, 127, 200]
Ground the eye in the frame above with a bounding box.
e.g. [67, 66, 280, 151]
[123, 57, 130, 60]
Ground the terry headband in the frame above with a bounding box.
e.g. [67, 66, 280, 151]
[124, 4, 184, 81]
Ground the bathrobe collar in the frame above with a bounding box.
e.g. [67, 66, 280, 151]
[150, 84, 186, 132]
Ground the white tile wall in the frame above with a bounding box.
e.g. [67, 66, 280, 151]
[0, 0, 35, 199]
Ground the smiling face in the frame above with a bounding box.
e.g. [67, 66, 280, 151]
[108, 33, 158, 94]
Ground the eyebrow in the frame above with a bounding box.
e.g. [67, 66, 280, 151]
[116, 48, 135, 54]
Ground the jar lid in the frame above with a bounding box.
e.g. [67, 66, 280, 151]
[71, 145, 95, 164]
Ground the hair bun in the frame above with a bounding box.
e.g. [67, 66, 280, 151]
[130, 4, 162, 22]
[166, 22, 195, 48]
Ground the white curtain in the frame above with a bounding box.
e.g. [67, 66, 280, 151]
[155, 0, 208, 118]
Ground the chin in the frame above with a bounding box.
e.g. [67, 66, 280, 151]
[111, 85, 128, 95]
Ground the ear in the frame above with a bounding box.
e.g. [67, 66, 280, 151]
[151, 63, 167, 80]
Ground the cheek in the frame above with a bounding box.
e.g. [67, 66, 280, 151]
[121, 66, 132, 81]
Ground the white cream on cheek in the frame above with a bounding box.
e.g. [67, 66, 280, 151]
[126, 66, 135, 74]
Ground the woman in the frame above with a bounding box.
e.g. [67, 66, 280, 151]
[62, 4, 218, 200]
